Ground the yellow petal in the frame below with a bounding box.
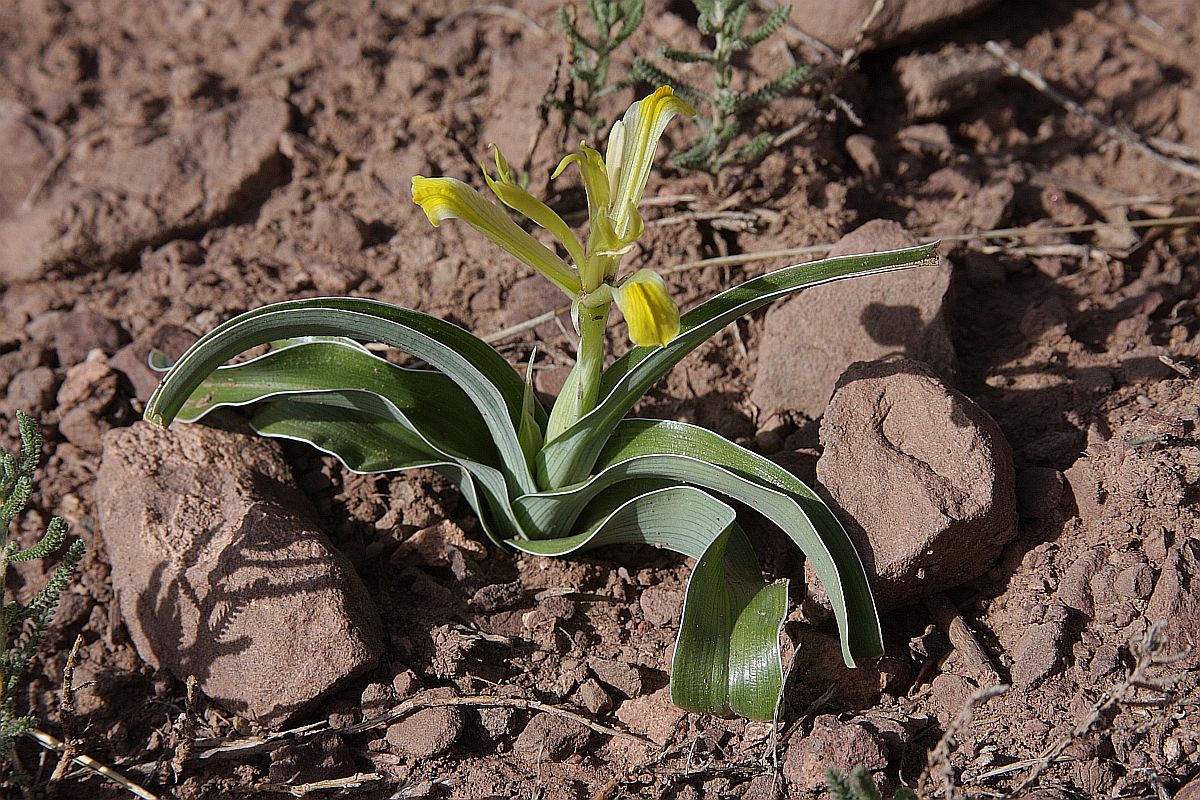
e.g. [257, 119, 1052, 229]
[609, 87, 695, 240]
[483, 146, 587, 270]
[612, 269, 680, 348]
[552, 143, 611, 218]
[411, 175, 580, 296]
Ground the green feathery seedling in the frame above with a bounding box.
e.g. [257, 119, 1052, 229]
[548, 0, 645, 136]
[632, 0, 808, 173]
[0, 412, 85, 762]
[144, 86, 937, 720]
[826, 767, 918, 800]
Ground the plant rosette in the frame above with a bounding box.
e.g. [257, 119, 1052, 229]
[144, 86, 938, 721]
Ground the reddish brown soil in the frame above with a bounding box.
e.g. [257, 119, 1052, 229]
[1, 0, 1198, 798]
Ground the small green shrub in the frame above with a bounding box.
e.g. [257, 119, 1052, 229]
[826, 767, 917, 800]
[632, 0, 808, 173]
[548, 0, 645, 135]
[0, 412, 85, 762]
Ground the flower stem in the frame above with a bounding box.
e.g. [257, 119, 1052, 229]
[545, 298, 610, 445]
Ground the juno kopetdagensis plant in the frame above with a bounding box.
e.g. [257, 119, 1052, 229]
[144, 87, 937, 720]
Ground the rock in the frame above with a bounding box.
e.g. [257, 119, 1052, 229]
[1115, 564, 1154, 600]
[310, 203, 364, 254]
[57, 354, 122, 451]
[268, 733, 355, 784]
[786, 0, 998, 51]
[638, 584, 681, 627]
[752, 220, 955, 422]
[897, 44, 1003, 119]
[1058, 549, 1104, 617]
[0, 98, 289, 283]
[615, 687, 684, 746]
[109, 323, 195, 402]
[361, 682, 397, 717]
[392, 519, 487, 568]
[1016, 467, 1066, 519]
[1010, 611, 1068, 687]
[1176, 775, 1200, 800]
[53, 309, 126, 367]
[589, 658, 644, 699]
[386, 703, 464, 759]
[5, 367, 59, 413]
[96, 422, 382, 725]
[470, 581, 524, 612]
[844, 134, 881, 179]
[576, 678, 613, 714]
[1147, 541, 1200, 668]
[783, 715, 888, 794]
[814, 359, 1017, 609]
[514, 712, 593, 763]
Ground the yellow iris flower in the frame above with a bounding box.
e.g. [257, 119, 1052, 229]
[411, 86, 693, 348]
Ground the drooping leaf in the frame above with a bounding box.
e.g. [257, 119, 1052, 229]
[536, 243, 939, 488]
[144, 298, 540, 494]
[511, 485, 787, 719]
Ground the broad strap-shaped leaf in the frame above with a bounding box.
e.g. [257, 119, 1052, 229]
[143, 298, 540, 494]
[511, 486, 787, 720]
[174, 338, 499, 467]
[536, 243, 939, 488]
[246, 392, 518, 547]
[517, 418, 882, 667]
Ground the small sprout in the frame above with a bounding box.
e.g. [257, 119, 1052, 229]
[632, 0, 809, 173]
[826, 767, 917, 800]
[548, 0, 645, 135]
[0, 412, 85, 764]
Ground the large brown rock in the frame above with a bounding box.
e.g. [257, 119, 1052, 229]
[752, 220, 955, 423]
[787, 0, 998, 52]
[97, 421, 382, 726]
[0, 98, 288, 282]
[815, 359, 1016, 609]
[784, 715, 888, 794]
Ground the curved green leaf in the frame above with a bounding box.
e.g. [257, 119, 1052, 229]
[143, 298, 539, 494]
[511, 486, 787, 719]
[536, 243, 939, 488]
[517, 418, 882, 667]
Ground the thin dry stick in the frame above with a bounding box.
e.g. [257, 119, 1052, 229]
[261, 771, 382, 797]
[480, 214, 1200, 344]
[924, 593, 1001, 685]
[28, 728, 159, 800]
[922, 684, 1009, 800]
[984, 41, 1200, 183]
[48, 634, 85, 784]
[192, 694, 655, 763]
[1006, 622, 1177, 798]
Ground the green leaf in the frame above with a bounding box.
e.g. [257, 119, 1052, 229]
[511, 485, 786, 719]
[522, 418, 882, 668]
[536, 243, 939, 489]
[143, 298, 539, 495]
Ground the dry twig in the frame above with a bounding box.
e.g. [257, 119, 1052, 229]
[922, 684, 1009, 800]
[28, 728, 159, 800]
[48, 634, 85, 784]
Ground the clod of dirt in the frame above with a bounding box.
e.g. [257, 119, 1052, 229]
[610, 687, 685, 760]
[576, 678, 613, 715]
[1016, 466, 1066, 519]
[897, 44, 1003, 119]
[385, 689, 464, 759]
[638, 584, 682, 627]
[1177, 775, 1200, 800]
[4, 366, 59, 414]
[815, 359, 1017, 609]
[53, 308, 127, 367]
[57, 352, 122, 451]
[752, 220, 955, 424]
[786, 0, 998, 51]
[0, 97, 289, 283]
[1147, 540, 1200, 668]
[1010, 603, 1068, 687]
[589, 658, 645, 700]
[392, 519, 487, 568]
[513, 713, 594, 764]
[267, 732, 356, 785]
[96, 421, 383, 726]
[783, 714, 888, 794]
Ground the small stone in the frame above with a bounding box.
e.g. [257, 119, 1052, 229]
[310, 203, 364, 254]
[391, 669, 420, 699]
[477, 705, 519, 746]
[1088, 643, 1120, 680]
[58, 406, 110, 452]
[268, 733, 354, 784]
[361, 682, 397, 716]
[57, 354, 119, 413]
[1016, 467, 1066, 519]
[5, 367, 58, 412]
[1175, 775, 1200, 800]
[638, 584, 681, 627]
[1011, 614, 1068, 687]
[470, 581, 524, 612]
[589, 658, 644, 699]
[897, 44, 1002, 119]
[109, 323, 195, 402]
[576, 678, 612, 715]
[815, 359, 1016, 608]
[392, 519, 487, 568]
[97, 422, 382, 725]
[54, 309, 126, 366]
[784, 715, 888, 794]
[785, 0, 997, 50]
[386, 704, 464, 759]
[1114, 564, 1154, 600]
[844, 134, 881, 179]
[752, 220, 956, 422]
[1147, 541, 1200, 668]
[514, 712, 593, 763]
